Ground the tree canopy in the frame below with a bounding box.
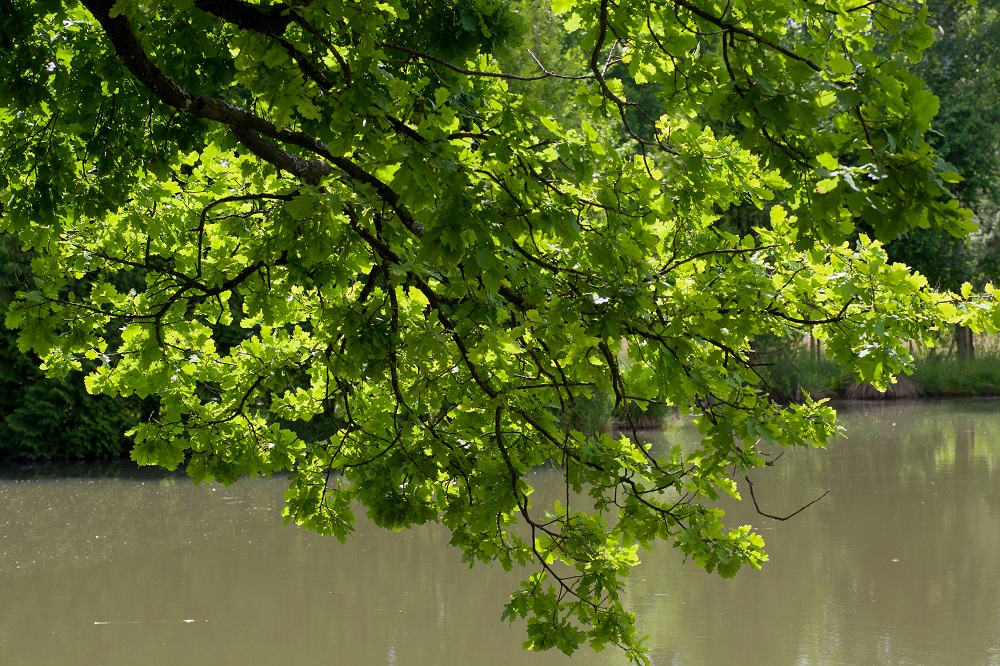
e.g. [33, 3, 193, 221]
[884, 0, 1000, 297]
[1, 0, 996, 660]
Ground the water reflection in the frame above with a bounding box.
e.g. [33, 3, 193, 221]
[636, 400, 1000, 666]
[2, 399, 1000, 665]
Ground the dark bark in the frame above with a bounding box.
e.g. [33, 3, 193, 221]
[955, 323, 975, 359]
[78, 0, 423, 236]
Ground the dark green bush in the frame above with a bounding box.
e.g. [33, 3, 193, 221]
[0, 235, 153, 461]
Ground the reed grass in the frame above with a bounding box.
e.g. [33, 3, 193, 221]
[909, 353, 1000, 397]
[763, 345, 1000, 401]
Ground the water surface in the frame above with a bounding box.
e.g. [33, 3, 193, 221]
[2, 400, 1000, 665]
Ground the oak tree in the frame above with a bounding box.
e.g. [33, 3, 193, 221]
[1, 0, 995, 660]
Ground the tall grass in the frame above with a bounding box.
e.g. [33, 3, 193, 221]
[566, 391, 676, 434]
[761, 338, 1000, 401]
[566, 390, 615, 436]
[755, 341, 848, 402]
[910, 353, 1000, 396]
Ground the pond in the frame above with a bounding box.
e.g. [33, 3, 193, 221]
[2, 399, 1000, 665]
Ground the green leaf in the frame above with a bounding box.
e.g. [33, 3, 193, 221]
[816, 153, 839, 171]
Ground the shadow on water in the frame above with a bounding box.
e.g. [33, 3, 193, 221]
[0, 458, 181, 481]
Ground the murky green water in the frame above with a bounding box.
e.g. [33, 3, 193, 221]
[2, 400, 1000, 665]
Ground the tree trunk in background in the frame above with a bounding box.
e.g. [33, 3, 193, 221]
[955, 323, 975, 359]
[809, 334, 821, 361]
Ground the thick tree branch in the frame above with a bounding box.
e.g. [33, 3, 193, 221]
[81, 0, 425, 233]
[192, 0, 293, 34]
[82, 0, 333, 184]
[230, 126, 333, 185]
[192, 0, 341, 89]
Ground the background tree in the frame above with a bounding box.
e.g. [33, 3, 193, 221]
[884, 0, 1000, 356]
[1, 0, 995, 661]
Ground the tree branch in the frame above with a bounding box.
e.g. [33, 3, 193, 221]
[380, 42, 564, 82]
[82, 0, 334, 184]
[744, 473, 830, 521]
[81, 0, 426, 234]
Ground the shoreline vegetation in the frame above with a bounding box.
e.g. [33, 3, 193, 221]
[756, 336, 1000, 404]
[584, 336, 1000, 435]
[5, 347, 1000, 462]
[3, 332, 998, 461]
